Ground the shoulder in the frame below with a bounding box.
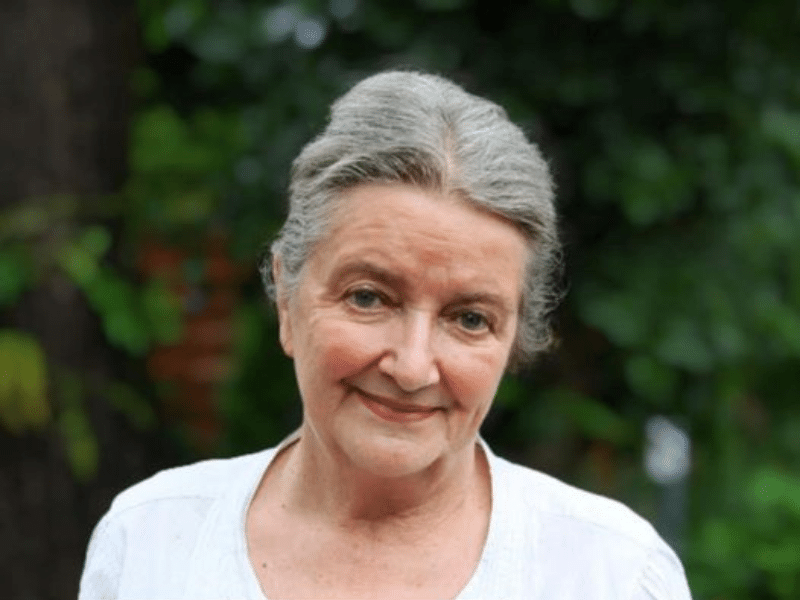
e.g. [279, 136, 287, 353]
[482, 451, 692, 599]
[492, 452, 661, 545]
[106, 448, 272, 516]
[79, 448, 276, 599]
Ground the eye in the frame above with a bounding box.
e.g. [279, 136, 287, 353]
[457, 310, 490, 332]
[347, 288, 384, 309]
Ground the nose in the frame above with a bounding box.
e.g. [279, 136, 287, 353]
[378, 310, 440, 393]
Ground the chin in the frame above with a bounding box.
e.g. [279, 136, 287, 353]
[337, 429, 446, 480]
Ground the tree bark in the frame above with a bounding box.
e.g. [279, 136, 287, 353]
[0, 2, 172, 598]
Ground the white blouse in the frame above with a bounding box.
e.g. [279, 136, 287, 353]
[79, 435, 692, 599]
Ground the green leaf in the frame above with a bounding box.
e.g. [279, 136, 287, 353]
[86, 272, 151, 355]
[57, 241, 100, 287]
[654, 317, 715, 373]
[141, 3, 170, 52]
[0, 248, 32, 306]
[191, 25, 246, 64]
[754, 290, 800, 358]
[624, 354, 679, 406]
[578, 287, 651, 348]
[778, 417, 800, 459]
[550, 388, 634, 446]
[79, 225, 113, 258]
[750, 540, 800, 574]
[158, 188, 217, 225]
[142, 280, 183, 344]
[693, 518, 746, 567]
[762, 106, 800, 166]
[104, 309, 150, 356]
[129, 104, 242, 235]
[746, 467, 800, 517]
[104, 381, 158, 430]
[58, 407, 99, 481]
[618, 140, 691, 226]
[0, 330, 50, 433]
[163, 0, 207, 41]
[193, 108, 246, 155]
[85, 270, 135, 313]
[131, 106, 214, 174]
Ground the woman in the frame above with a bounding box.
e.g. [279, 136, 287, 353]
[79, 71, 692, 599]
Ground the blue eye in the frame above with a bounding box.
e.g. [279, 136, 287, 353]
[349, 289, 382, 309]
[458, 311, 489, 331]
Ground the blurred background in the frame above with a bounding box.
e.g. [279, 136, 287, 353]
[1, 0, 799, 598]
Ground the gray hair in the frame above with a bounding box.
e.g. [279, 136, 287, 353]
[261, 70, 561, 370]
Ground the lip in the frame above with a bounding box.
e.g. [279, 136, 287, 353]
[356, 390, 440, 423]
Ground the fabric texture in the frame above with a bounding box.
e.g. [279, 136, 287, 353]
[78, 435, 693, 599]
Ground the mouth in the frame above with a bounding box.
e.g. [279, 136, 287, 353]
[355, 389, 441, 423]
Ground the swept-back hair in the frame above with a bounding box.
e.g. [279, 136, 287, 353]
[262, 70, 561, 369]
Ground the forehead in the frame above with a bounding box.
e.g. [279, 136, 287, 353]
[308, 183, 528, 293]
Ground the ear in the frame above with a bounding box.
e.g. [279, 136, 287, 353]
[273, 256, 294, 358]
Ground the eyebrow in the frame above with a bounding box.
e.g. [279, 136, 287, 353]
[329, 260, 408, 291]
[330, 259, 517, 313]
[446, 292, 515, 314]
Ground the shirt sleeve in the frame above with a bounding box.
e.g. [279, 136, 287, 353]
[78, 515, 124, 600]
[633, 543, 693, 600]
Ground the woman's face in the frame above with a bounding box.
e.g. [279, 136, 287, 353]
[276, 183, 528, 478]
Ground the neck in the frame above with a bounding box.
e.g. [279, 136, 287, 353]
[275, 425, 485, 536]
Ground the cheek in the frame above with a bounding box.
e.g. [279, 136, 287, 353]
[442, 346, 508, 410]
[311, 321, 386, 381]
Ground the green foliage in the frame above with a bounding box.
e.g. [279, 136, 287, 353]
[104, 380, 158, 430]
[0, 330, 50, 433]
[549, 387, 634, 446]
[130, 106, 243, 176]
[0, 246, 33, 306]
[691, 466, 800, 597]
[58, 406, 99, 482]
[747, 467, 800, 517]
[0, 214, 180, 476]
[55, 370, 100, 482]
[127, 106, 245, 231]
[56, 226, 183, 355]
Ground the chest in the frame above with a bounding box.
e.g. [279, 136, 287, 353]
[246, 508, 487, 600]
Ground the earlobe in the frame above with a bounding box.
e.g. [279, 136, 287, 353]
[273, 257, 294, 358]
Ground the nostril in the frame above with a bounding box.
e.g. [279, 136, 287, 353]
[376, 312, 441, 392]
[379, 350, 440, 394]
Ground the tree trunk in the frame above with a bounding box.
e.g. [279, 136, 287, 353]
[0, 2, 172, 598]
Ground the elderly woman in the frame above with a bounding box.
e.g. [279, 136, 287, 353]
[79, 71, 692, 599]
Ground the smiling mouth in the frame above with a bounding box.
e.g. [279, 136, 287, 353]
[356, 390, 440, 423]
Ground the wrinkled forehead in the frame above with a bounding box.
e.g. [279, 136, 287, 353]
[306, 182, 530, 299]
[319, 181, 536, 276]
